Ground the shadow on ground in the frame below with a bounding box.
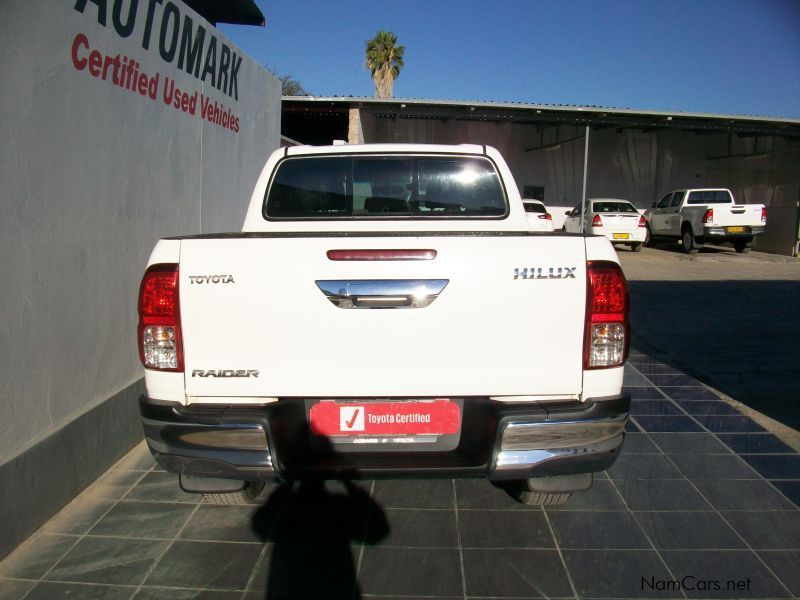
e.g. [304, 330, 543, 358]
[250, 479, 388, 599]
[647, 243, 731, 255]
[629, 280, 800, 430]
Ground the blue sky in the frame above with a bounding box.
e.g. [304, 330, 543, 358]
[219, 0, 800, 118]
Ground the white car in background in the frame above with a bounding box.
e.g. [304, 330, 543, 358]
[563, 198, 647, 252]
[522, 199, 554, 232]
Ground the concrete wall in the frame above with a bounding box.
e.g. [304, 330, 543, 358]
[0, 0, 280, 558]
[361, 109, 800, 254]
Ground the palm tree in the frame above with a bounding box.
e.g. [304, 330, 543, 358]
[365, 31, 405, 99]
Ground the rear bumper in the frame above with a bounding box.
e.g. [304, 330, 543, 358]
[140, 394, 629, 482]
[598, 230, 647, 244]
[702, 225, 765, 242]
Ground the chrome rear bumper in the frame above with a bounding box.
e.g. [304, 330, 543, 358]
[492, 414, 626, 480]
[140, 394, 629, 482]
[142, 415, 276, 480]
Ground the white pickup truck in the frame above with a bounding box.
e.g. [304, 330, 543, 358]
[644, 188, 766, 253]
[137, 143, 630, 505]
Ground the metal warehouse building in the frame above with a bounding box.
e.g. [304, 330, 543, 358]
[282, 97, 800, 256]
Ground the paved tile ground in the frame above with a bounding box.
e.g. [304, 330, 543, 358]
[1, 354, 798, 599]
[617, 247, 800, 433]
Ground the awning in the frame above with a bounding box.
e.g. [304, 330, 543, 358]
[183, 0, 265, 26]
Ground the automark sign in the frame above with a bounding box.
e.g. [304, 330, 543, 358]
[72, 0, 243, 132]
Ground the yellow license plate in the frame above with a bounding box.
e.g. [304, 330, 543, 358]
[612, 233, 630, 240]
[727, 226, 745, 233]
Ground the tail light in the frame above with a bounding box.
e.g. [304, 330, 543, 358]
[327, 249, 436, 260]
[538, 212, 552, 221]
[761, 207, 767, 223]
[584, 261, 629, 369]
[591, 214, 603, 227]
[138, 263, 183, 371]
[638, 215, 647, 228]
[702, 208, 713, 224]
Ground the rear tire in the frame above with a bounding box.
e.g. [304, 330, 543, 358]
[513, 489, 571, 505]
[503, 474, 592, 505]
[202, 481, 266, 505]
[645, 225, 655, 247]
[682, 226, 698, 254]
[734, 240, 751, 253]
[631, 243, 643, 253]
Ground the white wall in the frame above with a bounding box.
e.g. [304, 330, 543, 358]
[0, 1, 280, 462]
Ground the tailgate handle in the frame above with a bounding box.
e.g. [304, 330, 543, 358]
[315, 279, 449, 309]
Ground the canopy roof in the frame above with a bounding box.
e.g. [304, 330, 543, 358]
[283, 96, 800, 138]
[183, 0, 265, 26]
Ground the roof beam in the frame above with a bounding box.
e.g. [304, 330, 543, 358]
[282, 98, 800, 138]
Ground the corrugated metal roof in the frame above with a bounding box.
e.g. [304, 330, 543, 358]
[282, 96, 800, 129]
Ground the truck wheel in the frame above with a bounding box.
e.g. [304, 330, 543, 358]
[513, 489, 571, 505]
[203, 481, 265, 505]
[503, 475, 589, 505]
[682, 226, 698, 254]
[631, 243, 643, 253]
[734, 240, 751, 253]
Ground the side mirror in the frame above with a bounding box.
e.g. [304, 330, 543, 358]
[651, 202, 656, 208]
[565, 211, 571, 216]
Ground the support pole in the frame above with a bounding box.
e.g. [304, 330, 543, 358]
[580, 125, 590, 232]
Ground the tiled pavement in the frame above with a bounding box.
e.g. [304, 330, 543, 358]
[1, 352, 798, 599]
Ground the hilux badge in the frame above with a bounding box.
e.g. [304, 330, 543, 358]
[514, 267, 576, 280]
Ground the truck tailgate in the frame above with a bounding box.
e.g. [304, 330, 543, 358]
[179, 234, 587, 398]
[711, 205, 763, 227]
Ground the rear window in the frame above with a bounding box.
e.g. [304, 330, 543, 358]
[264, 154, 506, 219]
[523, 202, 546, 214]
[687, 190, 732, 204]
[592, 202, 638, 213]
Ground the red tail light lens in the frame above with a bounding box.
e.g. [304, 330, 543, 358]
[140, 270, 178, 316]
[327, 249, 436, 261]
[761, 207, 767, 223]
[592, 214, 603, 227]
[584, 261, 629, 369]
[702, 208, 713, 224]
[138, 263, 183, 371]
[538, 213, 552, 220]
[638, 215, 647, 228]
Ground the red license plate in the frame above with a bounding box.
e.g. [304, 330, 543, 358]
[309, 400, 460, 437]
